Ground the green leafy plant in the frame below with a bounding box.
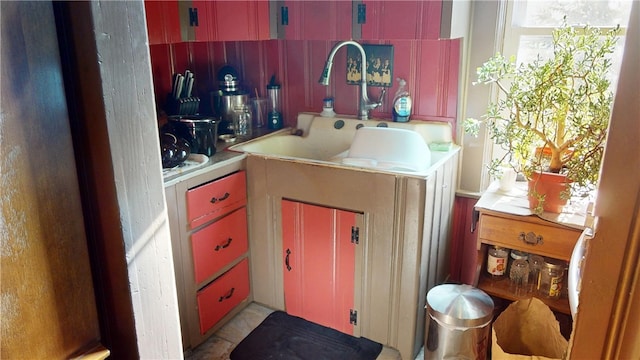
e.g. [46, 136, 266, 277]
[466, 21, 620, 212]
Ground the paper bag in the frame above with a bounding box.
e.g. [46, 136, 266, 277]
[492, 298, 568, 359]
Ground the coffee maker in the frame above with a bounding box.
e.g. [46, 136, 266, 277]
[211, 65, 249, 134]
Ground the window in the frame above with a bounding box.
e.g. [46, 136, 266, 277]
[459, 1, 633, 194]
[503, 0, 631, 90]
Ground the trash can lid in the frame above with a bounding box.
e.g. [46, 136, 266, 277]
[426, 284, 494, 328]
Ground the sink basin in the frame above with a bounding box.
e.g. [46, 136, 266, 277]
[228, 113, 456, 174]
[340, 127, 431, 173]
[228, 128, 350, 161]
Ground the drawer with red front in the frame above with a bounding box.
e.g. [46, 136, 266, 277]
[191, 207, 248, 284]
[196, 259, 250, 335]
[186, 171, 246, 229]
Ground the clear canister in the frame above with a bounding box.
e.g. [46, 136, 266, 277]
[507, 250, 528, 277]
[528, 254, 545, 292]
[539, 258, 566, 299]
[509, 259, 530, 296]
[487, 246, 509, 278]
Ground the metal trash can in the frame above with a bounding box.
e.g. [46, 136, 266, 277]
[424, 284, 494, 360]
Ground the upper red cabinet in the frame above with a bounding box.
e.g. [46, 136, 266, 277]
[144, 0, 181, 45]
[277, 1, 352, 40]
[357, 0, 442, 40]
[212, 1, 270, 41]
[145, 0, 450, 43]
[144, 0, 270, 44]
[179, 0, 213, 42]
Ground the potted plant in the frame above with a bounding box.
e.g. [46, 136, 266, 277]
[465, 21, 620, 213]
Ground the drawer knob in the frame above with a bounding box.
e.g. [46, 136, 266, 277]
[210, 192, 230, 204]
[214, 238, 232, 251]
[519, 231, 543, 245]
[218, 287, 235, 302]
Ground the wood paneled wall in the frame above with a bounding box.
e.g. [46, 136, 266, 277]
[449, 195, 480, 285]
[149, 38, 460, 134]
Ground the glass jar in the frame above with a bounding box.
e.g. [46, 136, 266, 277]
[507, 250, 528, 277]
[233, 105, 252, 137]
[528, 254, 545, 293]
[487, 246, 509, 278]
[509, 259, 530, 296]
[539, 258, 566, 299]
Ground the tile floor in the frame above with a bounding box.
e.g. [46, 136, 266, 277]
[184, 302, 425, 360]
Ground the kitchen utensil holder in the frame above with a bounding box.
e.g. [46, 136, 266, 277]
[166, 93, 200, 116]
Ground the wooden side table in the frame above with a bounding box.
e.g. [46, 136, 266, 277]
[473, 181, 592, 314]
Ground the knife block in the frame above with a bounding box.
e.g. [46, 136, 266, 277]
[166, 93, 200, 116]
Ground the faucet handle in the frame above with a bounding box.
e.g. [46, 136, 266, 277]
[367, 88, 386, 111]
[377, 88, 387, 105]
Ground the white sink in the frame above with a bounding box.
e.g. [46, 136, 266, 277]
[339, 127, 431, 173]
[228, 127, 350, 161]
[228, 113, 456, 174]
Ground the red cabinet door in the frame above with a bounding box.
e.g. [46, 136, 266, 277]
[281, 1, 352, 40]
[169, 0, 212, 42]
[282, 200, 357, 335]
[360, 0, 442, 40]
[181, 0, 213, 41]
[211, 1, 270, 40]
[146, 0, 270, 43]
[144, 0, 182, 44]
[144, 1, 165, 45]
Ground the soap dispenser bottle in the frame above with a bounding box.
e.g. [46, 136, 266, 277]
[392, 78, 412, 122]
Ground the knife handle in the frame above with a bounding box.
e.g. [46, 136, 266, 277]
[175, 75, 184, 99]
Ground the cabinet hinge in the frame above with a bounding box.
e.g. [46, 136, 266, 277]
[281, 6, 289, 26]
[349, 309, 358, 325]
[351, 226, 359, 244]
[188, 7, 198, 27]
[357, 3, 366, 24]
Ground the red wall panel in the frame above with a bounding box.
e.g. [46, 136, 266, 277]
[148, 37, 460, 131]
[449, 195, 480, 285]
[416, 40, 442, 117]
[190, 42, 214, 97]
[149, 44, 173, 110]
[240, 41, 268, 97]
[445, 39, 461, 120]
[282, 41, 308, 124]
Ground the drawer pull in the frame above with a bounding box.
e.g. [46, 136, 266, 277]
[519, 231, 544, 245]
[214, 238, 233, 251]
[285, 248, 292, 271]
[210, 192, 230, 204]
[218, 287, 235, 302]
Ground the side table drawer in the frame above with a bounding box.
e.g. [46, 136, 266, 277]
[192, 207, 248, 284]
[478, 214, 581, 260]
[187, 171, 246, 229]
[197, 258, 250, 335]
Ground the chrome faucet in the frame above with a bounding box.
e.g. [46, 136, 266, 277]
[318, 40, 386, 120]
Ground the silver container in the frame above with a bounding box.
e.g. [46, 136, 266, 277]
[425, 284, 494, 360]
[211, 93, 249, 134]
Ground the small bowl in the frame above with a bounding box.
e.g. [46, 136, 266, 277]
[219, 134, 237, 143]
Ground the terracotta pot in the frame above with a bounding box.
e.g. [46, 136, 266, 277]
[527, 171, 570, 213]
